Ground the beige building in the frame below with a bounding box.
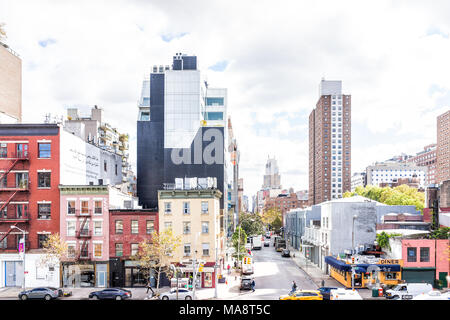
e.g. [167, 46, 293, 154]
[158, 188, 224, 288]
[0, 42, 21, 123]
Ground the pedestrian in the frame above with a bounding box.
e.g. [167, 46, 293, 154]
[251, 279, 255, 292]
[321, 279, 325, 288]
[146, 280, 155, 297]
[291, 280, 297, 294]
[227, 264, 231, 275]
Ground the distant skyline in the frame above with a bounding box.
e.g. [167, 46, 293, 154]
[1, 0, 449, 201]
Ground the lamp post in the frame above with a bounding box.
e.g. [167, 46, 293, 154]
[11, 225, 26, 289]
[351, 215, 357, 290]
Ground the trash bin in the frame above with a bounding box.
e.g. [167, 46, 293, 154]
[378, 288, 384, 297]
[371, 288, 378, 297]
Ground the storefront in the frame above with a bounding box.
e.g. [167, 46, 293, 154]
[61, 261, 108, 288]
[325, 256, 402, 288]
[177, 262, 219, 288]
[402, 267, 436, 287]
[124, 260, 147, 287]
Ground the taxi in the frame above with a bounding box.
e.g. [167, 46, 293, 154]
[279, 290, 323, 300]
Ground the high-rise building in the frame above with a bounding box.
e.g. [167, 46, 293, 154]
[404, 144, 437, 185]
[137, 53, 228, 210]
[0, 42, 21, 123]
[436, 110, 450, 185]
[262, 157, 281, 189]
[309, 79, 351, 205]
[365, 161, 427, 188]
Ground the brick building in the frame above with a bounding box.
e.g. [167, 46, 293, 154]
[309, 79, 351, 205]
[436, 110, 450, 185]
[405, 144, 437, 185]
[109, 209, 158, 287]
[264, 192, 308, 219]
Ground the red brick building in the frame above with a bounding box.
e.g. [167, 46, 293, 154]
[437, 110, 450, 185]
[109, 209, 158, 287]
[0, 124, 60, 253]
[264, 192, 308, 220]
[405, 144, 437, 185]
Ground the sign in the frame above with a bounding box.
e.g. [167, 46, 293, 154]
[379, 259, 401, 265]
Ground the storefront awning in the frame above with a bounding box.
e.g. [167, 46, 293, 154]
[324, 256, 401, 272]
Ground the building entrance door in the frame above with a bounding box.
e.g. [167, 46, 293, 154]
[5, 261, 23, 287]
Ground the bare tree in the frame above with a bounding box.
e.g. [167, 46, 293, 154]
[134, 229, 181, 294]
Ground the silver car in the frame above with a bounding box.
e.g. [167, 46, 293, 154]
[19, 287, 60, 300]
[160, 288, 193, 300]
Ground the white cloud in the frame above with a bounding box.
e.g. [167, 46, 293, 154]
[1, 0, 450, 206]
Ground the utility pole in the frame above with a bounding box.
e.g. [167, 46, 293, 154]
[11, 225, 26, 289]
[214, 246, 218, 299]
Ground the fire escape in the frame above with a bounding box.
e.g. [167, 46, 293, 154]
[76, 209, 92, 260]
[0, 147, 30, 248]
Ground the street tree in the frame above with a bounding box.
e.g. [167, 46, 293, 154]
[231, 227, 247, 260]
[239, 212, 264, 236]
[40, 233, 68, 267]
[261, 207, 282, 230]
[134, 229, 181, 293]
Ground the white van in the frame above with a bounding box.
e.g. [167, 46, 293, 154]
[330, 288, 363, 300]
[252, 236, 262, 250]
[385, 283, 433, 300]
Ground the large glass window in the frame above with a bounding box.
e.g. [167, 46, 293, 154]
[38, 143, 51, 158]
[205, 112, 223, 120]
[38, 172, 51, 188]
[206, 97, 224, 106]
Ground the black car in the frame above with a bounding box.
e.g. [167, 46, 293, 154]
[240, 276, 253, 290]
[318, 287, 338, 300]
[281, 249, 290, 257]
[89, 288, 132, 300]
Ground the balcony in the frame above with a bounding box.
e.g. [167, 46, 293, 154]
[0, 181, 30, 192]
[76, 230, 92, 238]
[0, 241, 31, 252]
[0, 215, 30, 223]
[0, 151, 29, 160]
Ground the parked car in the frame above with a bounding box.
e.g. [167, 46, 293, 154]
[385, 283, 433, 300]
[47, 287, 64, 297]
[160, 288, 193, 300]
[19, 287, 60, 300]
[89, 288, 132, 300]
[240, 276, 254, 290]
[281, 249, 290, 257]
[318, 287, 338, 300]
[412, 290, 450, 300]
[264, 239, 270, 247]
[279, 290, 323, 300]
[330, 288, 363, 300]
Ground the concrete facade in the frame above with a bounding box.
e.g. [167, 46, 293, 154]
[0, 43, 21, 123]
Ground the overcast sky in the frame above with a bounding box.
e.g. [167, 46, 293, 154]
[1, 0, 450, 205]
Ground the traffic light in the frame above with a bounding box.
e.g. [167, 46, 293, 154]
[351, 257, 355, 264]
[198, 263, 204, 272]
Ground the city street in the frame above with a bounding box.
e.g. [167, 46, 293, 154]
[233, 243, 318, 300]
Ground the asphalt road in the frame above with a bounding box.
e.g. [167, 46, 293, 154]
[233, 243, 317, 300]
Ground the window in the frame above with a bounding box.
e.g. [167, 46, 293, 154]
[115, 243, 123, 257]
[201, 201, 209, 214]
[94, 244, 102, 258]
[115, 220, 123, 234]
[164, 202, 172, 214]
[131, 220, 139, 234]
[131, 243, 139, 256]
[104, 160, 107, 172]
[0, 144, 7, 158]
[420, 247, 430, 262]
[38, 203, 51, 219]
[115, 164, 118, 176]
[183, 222, 191, 234]
[67, 201, 75, 215]
[164, 221, 172, 230]
[183, 202, 190, 214]
[67, 221, 76, 236]
[202, 243, 210, 256]
[205, 112, 224, 120]
[206, 97, 224, 106]
[0, 175, 6, 188]
[202, 222, 209, 234]
[94, 201, 102, 214]
[146, 220, 154, 234]
[16, 172, 28, 189]
[38, 143, 51, 158]
[407, 247, 417, 262]
[16, 204, 27, 219]
[94, 221, 102, 236]
[37, 172, 51, 188]
[184, 243, 191, 256]
[38, 234, 49, 248]
[67, 244, 76, 258]
[81, 201, 89, 214]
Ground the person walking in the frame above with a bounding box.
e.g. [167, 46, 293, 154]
[291, 281, 298, 294]
[251, 279, 256, 292]
[146, 280, 155, 297]
[227, 264, 231, 275]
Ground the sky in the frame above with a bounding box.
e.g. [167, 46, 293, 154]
[1, 0, 450, 207]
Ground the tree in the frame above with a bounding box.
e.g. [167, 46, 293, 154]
[427, 227, 450, 240]
[0, 23, 6, 42]
[133, 229, 181, 293]
[239, 212, 264, 236]
[376, 231, 401, 250]
[40, 233, 68, 267]
[231, 227, 247, 260]
[262, 207, 282, 229]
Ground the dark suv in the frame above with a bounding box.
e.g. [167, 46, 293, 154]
[240, 276, 253, 290]
[318, 287, 338, 300]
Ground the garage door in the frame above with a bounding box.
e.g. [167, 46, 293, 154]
[402, 268, 435, 286]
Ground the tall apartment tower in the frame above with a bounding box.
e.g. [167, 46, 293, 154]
[436, 110, 450, 184]
[137, 53, 228, 210]
[262, 156, 281, 189]
[0, 42, 21, 123]
[309, 79, 351, 205]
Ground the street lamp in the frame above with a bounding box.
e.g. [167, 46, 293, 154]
[10, 225, 26, 289]
[351, 215, 357, 290]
